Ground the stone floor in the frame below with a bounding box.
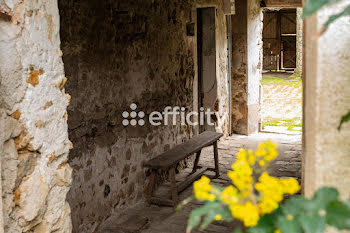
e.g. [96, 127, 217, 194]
[98, 133, 302, 233]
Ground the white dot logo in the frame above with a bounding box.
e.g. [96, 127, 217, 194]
[122, 103, 145, 126]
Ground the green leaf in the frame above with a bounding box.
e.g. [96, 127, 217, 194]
[322, 4, 350, 33]
[338, 110, 350, 130]
[248, 215, 275, 233]
[233, 228, 243, 233]
[282, 196, 309, 216]
[187, 201, 233, 232]
[302, 0, 341, 19]
[277, 215, 302, 233]
[187, 202, 218, 231]
[200, 203, 232, 230]
[326, 200, 350, 230]
[188, 206, 205, 231]
[312, 187, 339, 211]
[176, 196, 193, 212]
[299, 214, 326, 233]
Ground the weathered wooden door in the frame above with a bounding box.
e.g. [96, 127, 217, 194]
[281, 12, 296, 68]
[263, 11, 279, 70]
[263, 9, 297, 70]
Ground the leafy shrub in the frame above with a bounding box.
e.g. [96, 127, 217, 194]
[180, 142, 350, 233]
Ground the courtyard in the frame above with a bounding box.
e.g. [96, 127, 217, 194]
[261, 72, 302, 134]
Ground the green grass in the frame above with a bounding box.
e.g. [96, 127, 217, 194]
[262, 117, 302, 132]
[261, 73, 303, 132]
[261, 76, 302, 87]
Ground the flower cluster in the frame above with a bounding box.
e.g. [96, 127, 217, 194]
[192, 140, 300, 228]
[193, 176, 215, 201]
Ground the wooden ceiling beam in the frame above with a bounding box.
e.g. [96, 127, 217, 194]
[262, 0, 303, 8]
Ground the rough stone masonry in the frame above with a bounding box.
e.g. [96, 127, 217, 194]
[0, 0, 72, 232]
[58, 0, 230, 231]
[0, 0, 259, 232]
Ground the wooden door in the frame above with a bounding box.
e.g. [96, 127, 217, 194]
[281, 12, 296, 69]
[263, 9, 297, 70]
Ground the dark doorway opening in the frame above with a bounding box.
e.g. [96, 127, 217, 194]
[197, 7, 217, 133]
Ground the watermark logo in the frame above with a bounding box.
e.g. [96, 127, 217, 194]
[122, 104, 146, 126]
[122, 103, 216, 127]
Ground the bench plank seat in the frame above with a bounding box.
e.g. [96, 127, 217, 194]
[145, 131, 223, 169]
[145, 131, 223, 207]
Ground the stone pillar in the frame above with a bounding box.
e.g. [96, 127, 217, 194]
[0, 0, 72, 232]
[295, 8, 303, 76]
[0, 112, 4, 233]
[247, 0, 263, 134]
[303, 1, 350, 199]
[231, 0, 262, 135]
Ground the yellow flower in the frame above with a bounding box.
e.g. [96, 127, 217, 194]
[259, 160, 265, 167]
[264, 140, 278, 161]
[287, 215, 294, 220]
[232, 159, 253, 176]
[264, 150, 278, 161]
[228, 170, 253, 193]
[192, 141, 291, 229]
[229, 152, 254, 194]
[255, 149, 267, 157]
[248, 150, 256, 165]
[258, 142, 267, 150]
[193, 176, 215, 201]
[266, 140, 278, 150]
[255, 172, 284, 203]
[221, 186, 238, 205]
[280, 178, 300, 195]
[258, 197, 279, 214]
[230, 201, 260, 227]
[236, 148, 247, 161]
[255, 141, 278, 161]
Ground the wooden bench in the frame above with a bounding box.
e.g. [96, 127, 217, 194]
[144, 131, 223, 207]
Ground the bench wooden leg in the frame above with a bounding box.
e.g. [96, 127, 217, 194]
[213, 141, 220, 178]
[169, 167, 178, 207]
[192, 150, 201, 173]
[146, 170, 156, 198]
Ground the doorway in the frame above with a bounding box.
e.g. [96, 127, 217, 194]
[262, 9, 297, 71]
[261, 8, 303, 134]
[197, 7, 217, 133]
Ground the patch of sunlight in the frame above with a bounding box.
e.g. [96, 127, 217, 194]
[262, 117, 302, 132]
[262, 76, 302, 86]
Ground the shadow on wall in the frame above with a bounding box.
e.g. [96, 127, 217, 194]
[59, 0, 196, 231]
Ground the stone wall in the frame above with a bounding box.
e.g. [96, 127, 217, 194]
[58, 0, 229, 232]
[0, 0, 72, 232]
[295, 8, 303, 75]
[0, 112, 5, 233]
[213, 2, 231, 136]
[247, 0, 263, 134]
[231, 0, 262, 135]
[231, 0, 248, 135]
[303, 1, 350, 200]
